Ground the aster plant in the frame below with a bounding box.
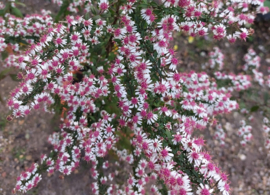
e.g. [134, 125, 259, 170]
[0, 0, 268, 194]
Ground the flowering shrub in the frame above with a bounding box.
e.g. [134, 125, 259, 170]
[0, 0, 269, 194]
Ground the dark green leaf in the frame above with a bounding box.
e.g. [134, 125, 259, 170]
[0, 68, 12, 80]
[93, 15, 101, 21]
[165, 129, 172, 139]
[264, 0, 270, 8]
[250, 105, 259, 112]
[11, 7, 23, 18]
[14, 2, 26, 7]
[0, 9, 5, 17]
[1, 50, 9, 60]
[9, 74, 20, 81]
[54, 0, 70, 22]
[90, 6, 97, 15]
[0, 94, 3, 104]
[264, 92, 269, 105]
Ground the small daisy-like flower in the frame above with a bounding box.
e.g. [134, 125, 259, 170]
[188, 151, 201, 166]
[55, 36, 67, 47]
[160, 146, 173, 162]
[154, 40, 168, 55]
[218, 181, 230, 195]
[172, 133, 182, 145]
[196, 184, 213, 195]
[146, 111, 158, 124]
[124, 2, 135, 14]
[149, 138, 162, 152]
[130, 97, 139, 108]
[70, 32, 81, 44]
[141, 8, 155, 24]
[90, 36, 100, 45]
[61, 165, 72, 175]
[96, 19, 106, 27]
[98, 0, 109, 13]
[95, 27, 103, 37]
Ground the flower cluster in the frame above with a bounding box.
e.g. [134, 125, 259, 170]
[266, 75, 270, 88]
[252, 69, 264, 86]
[52, 0, 268, 41]
[52, 0, 109, 14]
[242, 49, 265, 86]
[0, 0, 268, 194]
[0, 2, 5, 10]
[206, 47, 224, 70]
[214, 72, 252, 92]
[243, 48, 261, 71]
[263, 117, 270, 149]
[13, 163, 42, 193]
[214, 123, 226, 146]
[7, 15, 233, 193]
[238, 120, 253, 146]
[0, 10, 53, 54]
